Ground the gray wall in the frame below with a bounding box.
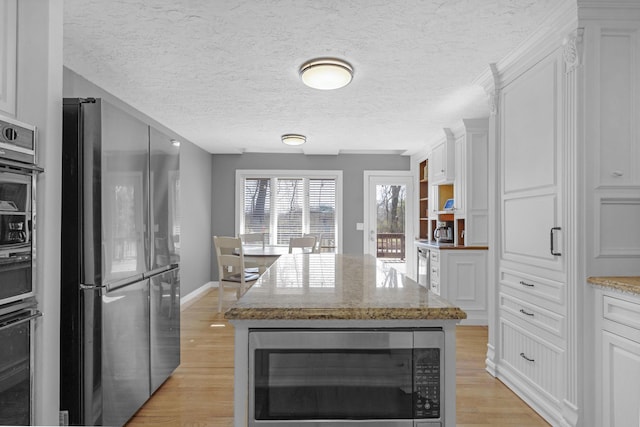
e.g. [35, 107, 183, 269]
[179, 142, 213, 295]
[63, 67, 213, 296]
[211, 153, 410, 278]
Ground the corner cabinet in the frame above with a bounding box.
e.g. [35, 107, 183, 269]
[0, 0, 17, 116]
[594, 287, 640, 427]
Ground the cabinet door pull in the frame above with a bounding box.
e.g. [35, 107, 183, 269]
[550, 227, 562, 256]
[519, 308, 534, 317]
[519, 280, 534, 287]
[520, 352, 535, 362]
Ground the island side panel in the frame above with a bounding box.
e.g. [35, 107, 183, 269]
[232, 322, 249, 427]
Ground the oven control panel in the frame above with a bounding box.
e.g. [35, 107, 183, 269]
[414, 348, 441, 419]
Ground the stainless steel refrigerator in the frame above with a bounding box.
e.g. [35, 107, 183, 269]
[60, 98, 181, 426]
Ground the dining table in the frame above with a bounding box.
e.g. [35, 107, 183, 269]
[242, 245, 290, 272]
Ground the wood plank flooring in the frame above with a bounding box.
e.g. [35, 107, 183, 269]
[126, 288, 549, 426]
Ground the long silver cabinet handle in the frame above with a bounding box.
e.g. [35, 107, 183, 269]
[520, 352, 535, 363]
[550, 227, 562, 256]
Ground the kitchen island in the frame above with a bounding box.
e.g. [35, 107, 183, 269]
[225, 253, 466, 426]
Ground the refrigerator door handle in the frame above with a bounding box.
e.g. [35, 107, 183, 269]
[80, 283, 107, 294]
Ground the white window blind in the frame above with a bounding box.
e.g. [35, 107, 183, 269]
[243, 178, 271, 242]
[309, 178, 336, 250]
[275, 178, 303, 244]
[238, 172, 340, 251]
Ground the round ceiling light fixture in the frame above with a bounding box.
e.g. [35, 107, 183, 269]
[281, 134, 306, 146]
[299, 58, 353, 90]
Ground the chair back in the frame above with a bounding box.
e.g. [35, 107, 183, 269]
[214, 236, 250, 283]
[303, 233, 323, 253]
[289, 236, 317, 254]
[240, 232, 265, 248]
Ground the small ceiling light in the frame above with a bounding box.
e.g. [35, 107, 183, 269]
[281, 134, 306, 146]
[299, 58, 353, 90]
[170, 139, 181, 147]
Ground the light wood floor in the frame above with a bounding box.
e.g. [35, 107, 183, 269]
[126, 288, 549, 426]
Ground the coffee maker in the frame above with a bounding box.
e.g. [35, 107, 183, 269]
[434, 221, 454, 243]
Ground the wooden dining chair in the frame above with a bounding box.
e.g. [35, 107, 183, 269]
[303, 233, 323, 253]
[213, 236, 259, 312]
[240, 232, 265, 248]
[288, 236, 317, 254]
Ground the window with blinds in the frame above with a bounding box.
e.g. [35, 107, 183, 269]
[239, 174, 339, 251]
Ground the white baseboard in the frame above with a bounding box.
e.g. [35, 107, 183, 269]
[180, 281, 217, 310]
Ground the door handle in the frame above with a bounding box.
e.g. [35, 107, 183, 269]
[550, 227, 561, 256]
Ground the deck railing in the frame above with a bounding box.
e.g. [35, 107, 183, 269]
[376, 233, 405, 259]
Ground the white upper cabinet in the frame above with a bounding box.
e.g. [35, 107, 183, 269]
[429, 130, 455, 184]
[453, 119, 489, 246]
[0, 0, 17, 117]
[591, 24, 640, 188]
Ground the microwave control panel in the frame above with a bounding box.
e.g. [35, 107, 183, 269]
[413, 348, 441, 419]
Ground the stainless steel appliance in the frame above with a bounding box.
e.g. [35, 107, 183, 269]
[0, 115, 42, 426]
[433, 222, 453, 244]
[60, 98, 181, 426]
[249, 329, 444, 426]
[0, 299, 41, 426]
[417, 245, 430, 288]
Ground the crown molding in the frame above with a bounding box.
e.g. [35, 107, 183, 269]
[473, 0, 578, 90]
[578, 1, 640, 20]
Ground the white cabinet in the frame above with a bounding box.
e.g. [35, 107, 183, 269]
[494, 45, 567, 424]
[429, 248, 487, 325]
[429, 130, 455, 185]
[595, 289, 640, 427]
[453, 119, 489, 246]
[0, 0, 17, 116]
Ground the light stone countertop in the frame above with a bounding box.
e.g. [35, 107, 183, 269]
[224, 253, 467, 321]
[587, 276, 640, 296]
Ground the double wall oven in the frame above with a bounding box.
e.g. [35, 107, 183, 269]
[249, 328, 444, 426]
[0, 115, 42, 425]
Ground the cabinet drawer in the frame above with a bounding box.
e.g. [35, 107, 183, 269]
[500, 293, 564, 339]
[603, 295, 640, 331]
[500, 268, 565, 311]
[430, 250, 440, 263]
[499, 318, 563, 399]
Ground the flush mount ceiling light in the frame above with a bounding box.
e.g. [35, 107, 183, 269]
[170, 139, 181, 147]
[299, 58, 353, 90]
[281, 134, 306, 146]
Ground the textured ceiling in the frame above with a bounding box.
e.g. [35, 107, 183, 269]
[63, 0, 559, 155]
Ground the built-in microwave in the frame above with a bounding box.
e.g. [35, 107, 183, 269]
[249, 328, 444, 426]
[0, 167, 34, 305]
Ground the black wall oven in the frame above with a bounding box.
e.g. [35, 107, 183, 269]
[249, 329, 444, 426]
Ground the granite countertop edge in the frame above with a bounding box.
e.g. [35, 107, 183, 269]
[224, 307, 468, 321]
[587, 276, 640, 296]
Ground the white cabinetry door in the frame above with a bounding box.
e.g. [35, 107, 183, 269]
[500, 53, 564, 278]
[602, 331, 640, 427]
[430, 136, 454, 185]
[0, 0, 17, 116]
